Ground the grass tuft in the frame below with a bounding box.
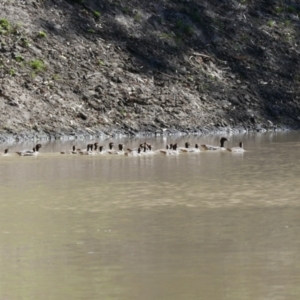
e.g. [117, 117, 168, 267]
[29, 60, 46, 72]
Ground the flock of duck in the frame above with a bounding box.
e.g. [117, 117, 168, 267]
[0, 137, 245, 157]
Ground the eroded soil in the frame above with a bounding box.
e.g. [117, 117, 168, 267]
[1, 0, 300, 141]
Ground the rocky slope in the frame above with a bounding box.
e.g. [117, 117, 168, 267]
[0, 0, 300, 141]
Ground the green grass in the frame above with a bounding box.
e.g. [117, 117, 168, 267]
[52, 73, 60, 80]
[159, 32, 175, 40]
[87, 28, 95, 33]
[9, 69, 15, 76]
[93, 10, 100, 18]
[14, 55, 24, 62]
[21, 38, 30, 47]
[275, 6, 284, 14]
[29, 60, 45, 72]
[97, 59, 105, 66]
[0, 18, 10, 30]
[275, 4, 298, 14]
[0, 19, 21, 35]
[38, 30, 47, 38]
[0, 18, 11, 34]
[267, 20, 276, 27]
[134, 13, 142, 22]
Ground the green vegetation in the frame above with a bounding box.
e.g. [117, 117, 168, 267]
[0, 18, 10, 30]
[267, 20, 276, 27]
[14, 55, 24, 62]
[275, 6, 285, 14]
[283, 19, 291, 27]
[275, 4, 298, 14]
[38, 30, 47, 38]
[52, 73, 60, 80]
[121, 7, 130, 14]
[29, 59, 46, 72]
[97, 59, 105, 66]
[134, 12, 142, 22]
[87, 28, 95, 33]
[159, 32, 175, 41]
[0, 18, 11, 34]
[9, 69, 15, 76]
[175, 20, 193, 37]
[93, 10, 100, 18]
[21, 38, 30, 47]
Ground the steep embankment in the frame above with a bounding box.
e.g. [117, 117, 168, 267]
[0, 0, 300, 141]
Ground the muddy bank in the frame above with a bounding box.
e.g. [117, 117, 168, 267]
[0, 0, 300, 142]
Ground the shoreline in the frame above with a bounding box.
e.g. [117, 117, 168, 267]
[0, 125, 295, 143]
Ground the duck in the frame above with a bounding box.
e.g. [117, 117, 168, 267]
[106, 142, 116, 154]
[179, 142, 190, 153]
[125, 147, 141, 156]
[79, 144, 94, 155]
[138, 142, 154, 155]
[159, 143, 179, 155]
[60, 145, 78, 155]
[179, 142, 200, 153]
[227, 142, 245, 153]
[112, 143, 125, 155]
[97, 145, 105, 154]
[91, 142, 99, 154]
[201, 137, 228, 151]
[85, 143, 99, 155]
[1, 149, 9, 156]
[16, 144, 42, 156]
[189, 144, 201, 153]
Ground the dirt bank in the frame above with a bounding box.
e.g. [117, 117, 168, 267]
[1, 0, 300, 141]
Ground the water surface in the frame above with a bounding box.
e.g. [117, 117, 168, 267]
[0, 132, 300, 300]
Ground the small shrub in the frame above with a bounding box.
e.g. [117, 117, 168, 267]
[275, 6, 284, 14]
[87, 28, 95, 33]
[93, 10, 100, 18]
[97, 59, 105, 66]
[21, 38, 30, 47]
[122, 7, 130, 14]
[267, 20, 276, 27]
[134, 13, 142, 22]
[9, 69, 15, 76]
[29, 60, 45, 72]
[52, 73, 60, 80]
[286, 6, 297, 14]
[38, 31, 47, 38]
[14, 55, 24, 62]
[0, 19, 10, 30]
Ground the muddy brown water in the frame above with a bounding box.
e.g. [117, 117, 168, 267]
[0, 132, 300, 300]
